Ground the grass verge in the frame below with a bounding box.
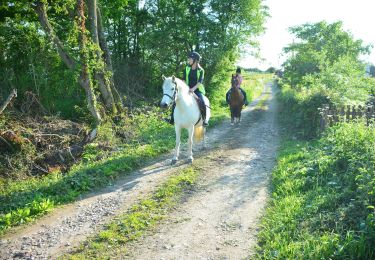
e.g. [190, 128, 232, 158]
[256, 122, 375, 259]
[61, 165, 200, 259]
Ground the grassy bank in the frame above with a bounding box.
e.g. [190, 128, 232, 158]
[257, 105, 375, 258]
[0, 113, 175, 235]
[0, 73, 272, 236]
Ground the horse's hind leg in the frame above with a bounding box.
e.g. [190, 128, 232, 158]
[172, 126, 181, 165]
[187, 126, 194, 163]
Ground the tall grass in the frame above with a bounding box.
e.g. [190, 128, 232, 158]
[257, 121, 375, 258]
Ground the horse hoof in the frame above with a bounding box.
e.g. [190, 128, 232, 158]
[230, 122, 234, 126]
[187, 158, 193, 164]
[171, 159, 178, 165]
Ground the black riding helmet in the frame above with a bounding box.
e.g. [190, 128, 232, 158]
[188, 51, 201, 62]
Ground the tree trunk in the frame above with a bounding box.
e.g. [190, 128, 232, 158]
[88, 0, 99, 44]
[87, 0, 122, 114]
[77, 0, 102, 125]
[33, 0, 101, 124]
[33, 2, 75, 70]
[97, 7, 113, 71]
[97, 6, 124, 109]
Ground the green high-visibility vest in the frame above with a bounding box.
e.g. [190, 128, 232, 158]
[185, 66, 205, 95]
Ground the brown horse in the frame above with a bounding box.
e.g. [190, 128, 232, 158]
[228, 74, 244, 125]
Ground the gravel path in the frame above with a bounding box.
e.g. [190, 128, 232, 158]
[126, 82, 279, 259]
[0, 81, 279, 260]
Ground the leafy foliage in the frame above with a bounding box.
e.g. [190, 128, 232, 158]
[283, 21, 370, 88]
[1, 0, 266, 119]
[102, 0, 267, 100]
[277, 21, 375, 138]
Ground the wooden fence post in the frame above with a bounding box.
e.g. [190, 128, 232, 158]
[346, 105, 351, 121]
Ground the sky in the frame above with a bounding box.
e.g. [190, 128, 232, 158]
[237, 0, 375, 70]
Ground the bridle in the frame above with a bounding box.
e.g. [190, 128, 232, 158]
[231, 76, 239, 88]
[162, 82, 177, 105]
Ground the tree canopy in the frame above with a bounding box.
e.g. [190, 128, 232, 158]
[0, 0, 267, 122]
[282, 21, 371, 88]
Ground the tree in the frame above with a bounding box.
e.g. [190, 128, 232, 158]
[266, 67, 276, 73]
[1, 0, 267, 119]
[282, 21, 370, 87]
[32, 0, 102, 124]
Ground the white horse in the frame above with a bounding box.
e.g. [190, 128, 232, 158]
[160, 75, 211, 164]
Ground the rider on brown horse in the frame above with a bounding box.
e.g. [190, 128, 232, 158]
[226, 68, 249, 106]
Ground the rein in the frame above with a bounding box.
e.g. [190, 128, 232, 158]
[163, 93, 175, 101]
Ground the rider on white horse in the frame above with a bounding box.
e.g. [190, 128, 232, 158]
[164, 51, 209, 126]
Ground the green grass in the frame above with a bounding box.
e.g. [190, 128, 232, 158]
[255, 92, 271, 110]
[61, 166, 200, 259]
[256, 122, 375, 259]
[0, 73, 271, 236]
[242, 72, 272, 102]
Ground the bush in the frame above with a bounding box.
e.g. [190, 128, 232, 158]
[277, 84, 330, 139]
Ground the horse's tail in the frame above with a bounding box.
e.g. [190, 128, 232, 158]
[194, 125, 204, 142]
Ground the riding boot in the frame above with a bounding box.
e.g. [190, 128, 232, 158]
[201, 100, 209, 127]
[194, 90, 209, 127]
[163, 103, 175, 125]
[240, 88, 249, 106]
[203, 109, 209, 127]
[226, 89, 231, 105]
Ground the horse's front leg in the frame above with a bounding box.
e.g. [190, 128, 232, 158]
[230, 108, 234, 125]
[187, 126, 194, 163]
[172, 125, 181, 165]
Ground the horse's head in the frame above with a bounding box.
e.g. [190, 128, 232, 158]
[231, 74, 239, 88]
[160, 75, 177, 109]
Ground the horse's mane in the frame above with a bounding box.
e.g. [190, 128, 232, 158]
[174, 77, 189, 92]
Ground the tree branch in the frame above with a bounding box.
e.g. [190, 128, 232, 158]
[32, 1, 76, 70]
[0, 89, 17, 114]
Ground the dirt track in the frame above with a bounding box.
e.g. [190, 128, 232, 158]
[0, 81, 279, 259]
[127, 82, 279, 259]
